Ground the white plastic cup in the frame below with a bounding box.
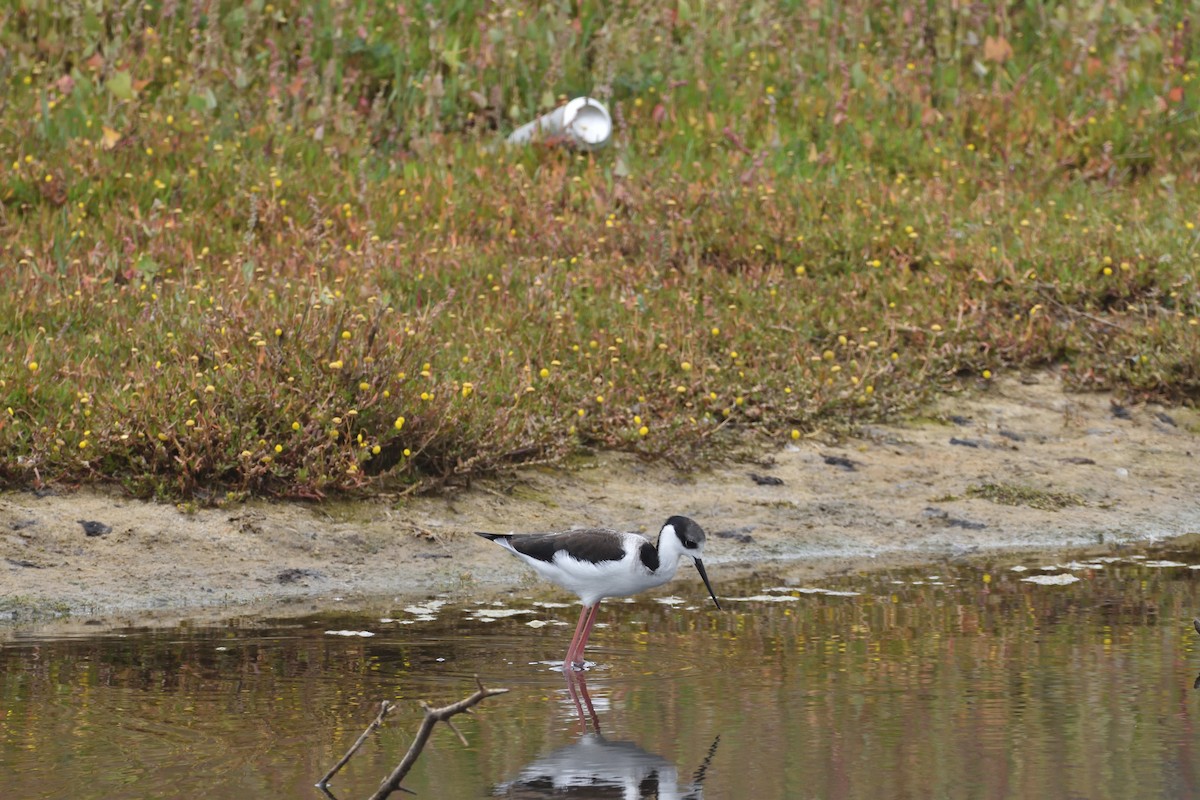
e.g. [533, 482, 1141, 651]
[507, 96, 612, 151]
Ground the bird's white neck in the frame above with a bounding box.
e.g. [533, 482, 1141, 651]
[653, 528, 692, 577]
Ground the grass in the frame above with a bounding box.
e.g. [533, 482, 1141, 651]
[1, 1, 1198, 501]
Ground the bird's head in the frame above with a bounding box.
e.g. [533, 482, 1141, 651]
[662, 515, 721, 610]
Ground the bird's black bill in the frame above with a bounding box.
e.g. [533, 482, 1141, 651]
[694, 558, 721, 610]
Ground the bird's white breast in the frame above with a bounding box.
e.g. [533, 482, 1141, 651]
[511, 532, 681, 606]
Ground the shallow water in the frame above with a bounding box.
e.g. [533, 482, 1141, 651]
[4, 550, 1200, 799]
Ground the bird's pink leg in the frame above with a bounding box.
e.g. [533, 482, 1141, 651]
[564, 604, 592, 669]
[570, 604, 602, 667]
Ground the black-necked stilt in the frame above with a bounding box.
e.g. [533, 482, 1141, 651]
[475, 515, 721, 669]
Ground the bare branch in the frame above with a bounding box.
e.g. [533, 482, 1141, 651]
[368, 679, 509, 800]
[316, 700, 395, 789]
[443, 717, 469, 747]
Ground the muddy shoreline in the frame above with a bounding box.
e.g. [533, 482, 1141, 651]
[4, 372, 1198, 632]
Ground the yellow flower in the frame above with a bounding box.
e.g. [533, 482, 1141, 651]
[341, 330, 352, 340]
[359, 381, 370, 391]
[790, 429, 800, 440]
[27, 362, 38, 372]
[638, 426, 649, 436]
[274, 444, 283, 453]
[393, 416, 405, 431]
[371, 445, 381, 455]
[680, 361, 692, 371]
[79, 440, 88, 449]
[328, 359, 344, 370]
[461, 382, 474, 398]
[539, 368, 550, 378]
[292, 421, 301, 431]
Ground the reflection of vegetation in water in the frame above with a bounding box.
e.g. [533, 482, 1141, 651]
[3, 555, 1200, 798]
[709, 557, 1199, 799]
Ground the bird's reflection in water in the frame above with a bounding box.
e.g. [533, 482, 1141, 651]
[565, 669, 602, 734]
[491, 672, 719, 799]
[1194, 619, 1200, 690]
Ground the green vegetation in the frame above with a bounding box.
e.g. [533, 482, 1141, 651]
[0, 594, 72, 622]
[1, 1, 1198, 500]
[966, 482, 1086, 511]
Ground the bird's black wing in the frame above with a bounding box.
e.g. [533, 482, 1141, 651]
[504, 529, 627, 564]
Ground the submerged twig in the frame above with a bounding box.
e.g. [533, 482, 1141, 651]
[317, 700, 396, 790]
[692, 734, 722, 785]
[368, 676, 509, 800]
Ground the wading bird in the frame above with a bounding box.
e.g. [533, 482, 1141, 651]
[476, 515, 721, 669]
